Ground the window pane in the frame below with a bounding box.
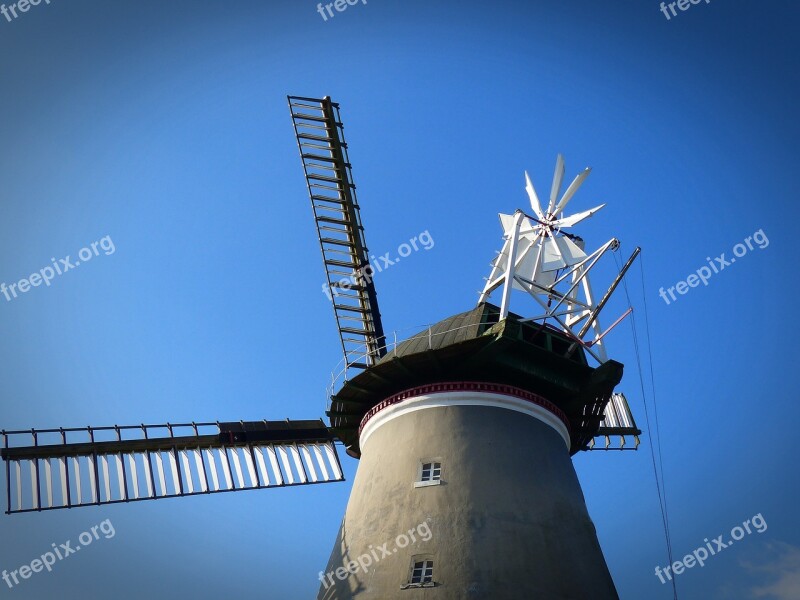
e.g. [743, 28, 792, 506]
[411, 560, 433, 584]
[420, 462, 441, 482]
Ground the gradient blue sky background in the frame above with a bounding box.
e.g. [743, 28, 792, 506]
[1, 1, 798, 598]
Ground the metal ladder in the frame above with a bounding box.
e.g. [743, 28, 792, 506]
[288, 96, 386, 370]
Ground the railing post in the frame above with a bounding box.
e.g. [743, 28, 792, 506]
[4, 432, 10, 515]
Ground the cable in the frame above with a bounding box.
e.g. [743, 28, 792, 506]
[615, 250, 678, 600]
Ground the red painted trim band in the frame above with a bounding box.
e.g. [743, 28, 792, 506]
[358, 381, 571, 438]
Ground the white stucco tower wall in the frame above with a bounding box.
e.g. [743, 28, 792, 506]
[317, 382, 618, 600]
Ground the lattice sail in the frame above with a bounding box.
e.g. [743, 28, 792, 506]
[586, 392, 641, 451]
[288, 95, 386, 371]
[1, 420, 344, 514]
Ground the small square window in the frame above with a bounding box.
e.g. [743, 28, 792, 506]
[410, 559, 434, 584]
[401, 555, 436, 590]
[420, 462, 441, 482]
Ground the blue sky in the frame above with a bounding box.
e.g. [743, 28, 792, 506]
[0, 0, 798, 598]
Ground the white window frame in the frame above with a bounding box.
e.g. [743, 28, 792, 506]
[414, 460, 442, 488]
[401, 555, 435, 589]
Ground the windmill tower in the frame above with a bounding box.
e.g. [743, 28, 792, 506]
[1, 96, 642, 600]
[287, 99, 642, 599]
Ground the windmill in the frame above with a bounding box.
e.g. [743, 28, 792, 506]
[1, 96, 642, 600]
